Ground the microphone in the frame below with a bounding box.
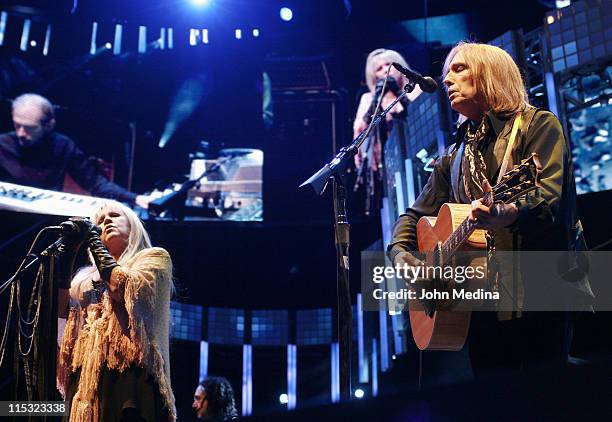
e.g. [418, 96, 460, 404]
[59, 220, 82, 236]
[392, 63, 438, 93]
[48, 219, 100, 238]
[47, 220, 81, 236]
[40, 220, 83, 257]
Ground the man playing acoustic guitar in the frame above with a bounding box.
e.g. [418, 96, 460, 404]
[387, 42, 593, 374]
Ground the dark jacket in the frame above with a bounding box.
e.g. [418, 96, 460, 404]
[0, 131, 136, 203]
[387, 107, 594, 312]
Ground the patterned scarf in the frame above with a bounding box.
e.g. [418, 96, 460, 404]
[462, 117, 490, 201]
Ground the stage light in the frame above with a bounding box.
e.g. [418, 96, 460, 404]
[371, 339, 378, 397]
[138, 26, 147, 53]
[0, 11, 7, 46]
[105, 42, 112, 49]
[354, 388, 364, 399]
[168, 27, 174, 49]
[235, 29, 242, 39]
[280, 7, 293, 21]
[199, 341, 209, 381]
[242, 344, 253, 416]
[357, 294, 367, 384]
[191, 0, 211, 6]
[202, 29, 209, 44]
[287, 344, 297, 409]
[20, 19, 31, 52]
[547, 15, 555, 24]
[159, 28, 166, 50]
[43, 24, 51, 56]
[113, 24, 123, 55]
[331, 343, 340, 403]
[252, 28, 260, 37]
[279, 394, 288, 404]
[189, 29, 199, 46]
[159, 78, 206, 148]
[30, 40, 36, 47]
[90, 22, 98, 55]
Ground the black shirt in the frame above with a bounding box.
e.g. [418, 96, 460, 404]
[0, 131, 137, 203]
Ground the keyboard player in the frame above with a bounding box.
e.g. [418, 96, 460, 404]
[0, 93, 152, 209]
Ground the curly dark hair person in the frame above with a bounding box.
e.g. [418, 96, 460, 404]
[199, 376, 239, 421]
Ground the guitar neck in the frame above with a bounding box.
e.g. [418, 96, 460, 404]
[440, 191, 493, 259]
[436, 153, 542, 262]
[441, 216, 478, 260]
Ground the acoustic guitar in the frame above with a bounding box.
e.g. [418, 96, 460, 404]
[410, 153, 542, 351]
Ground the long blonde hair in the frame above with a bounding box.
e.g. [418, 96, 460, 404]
[71, 201, 152, 290]
[365, 48, 410, 92]
[442, 41, 529, 119]
[91, 200, 151, 265]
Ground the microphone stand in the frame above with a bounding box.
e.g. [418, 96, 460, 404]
[300, 82, 414, 400]
[148, 159, 227, 220]
[0, 228, 65, 402]
[353, 80, 385, 191]
[0, 230, 64, 296]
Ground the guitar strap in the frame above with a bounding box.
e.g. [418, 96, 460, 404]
[496, 112, 523, 184]
[491, 113, 523, 321]
[496, 106, 539, 184]
[449, 142, 465, 203]
[493, 107, 538, 320]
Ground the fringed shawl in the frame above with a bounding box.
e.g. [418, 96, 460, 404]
[58, 247, 176, 421]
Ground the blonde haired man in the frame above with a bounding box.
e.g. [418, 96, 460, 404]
[388, 42, 593, 373]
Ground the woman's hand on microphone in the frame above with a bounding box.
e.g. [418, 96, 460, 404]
[69, 217, 101, 239]
[57, 220, 87, 255]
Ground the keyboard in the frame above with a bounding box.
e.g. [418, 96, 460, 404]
[0, 181, 106, 217]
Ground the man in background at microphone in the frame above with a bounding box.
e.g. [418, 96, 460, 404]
[353, 48, 422, 215]
[0, 93, 152, 208]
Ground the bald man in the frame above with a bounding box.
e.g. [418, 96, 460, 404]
[0, 93, 150, 208]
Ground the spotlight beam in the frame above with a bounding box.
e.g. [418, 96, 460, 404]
[159, 78, 206, 148]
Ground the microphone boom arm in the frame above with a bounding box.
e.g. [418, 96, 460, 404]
[392, 63, 438, 93]
[300, 83, 413, 195]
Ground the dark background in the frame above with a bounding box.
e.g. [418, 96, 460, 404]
[0, 0, 611, 420]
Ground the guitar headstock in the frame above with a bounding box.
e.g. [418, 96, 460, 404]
[493, 153, 542, 204]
